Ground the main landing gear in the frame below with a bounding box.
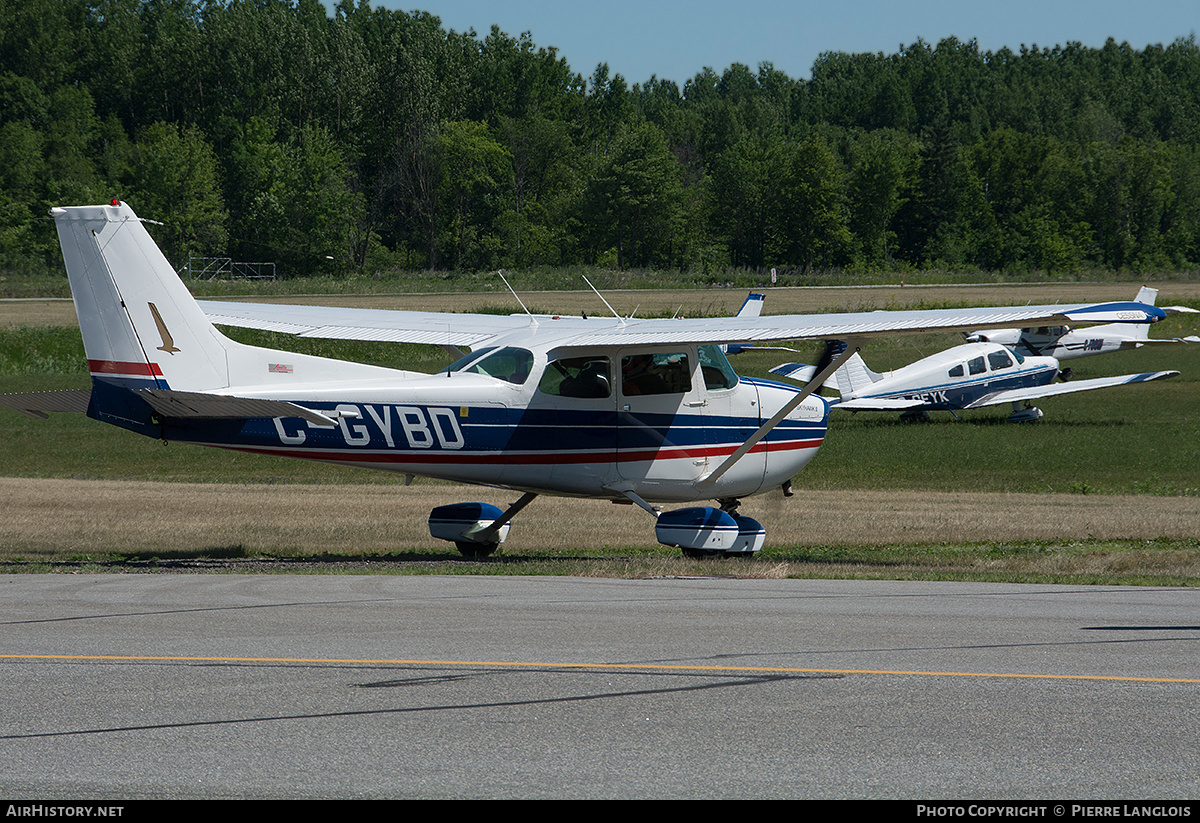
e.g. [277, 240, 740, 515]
[429, 492, 538, 558]
[654, 498, 765, 559]
[1006, 401, 1044, 423]
[427, 491, 768, 559]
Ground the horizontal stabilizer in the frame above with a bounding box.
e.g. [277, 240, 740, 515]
[965, 371, 1179, 409]
[1140, 335, 1200, 345]
[136, 389, 337, 427]
[769, 362, 819, 382]
[0, 389, 91, 419]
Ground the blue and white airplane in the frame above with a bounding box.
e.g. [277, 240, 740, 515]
[770, 340, 1178, 422]
[965, 286, 1199, 367]
[0, 202, 1171, 556]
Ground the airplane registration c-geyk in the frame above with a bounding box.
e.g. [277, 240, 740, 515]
[0, 202, 1172, 557]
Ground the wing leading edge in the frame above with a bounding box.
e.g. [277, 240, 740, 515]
[200, 299, 1168, 349]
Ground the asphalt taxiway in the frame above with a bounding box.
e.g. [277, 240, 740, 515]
[1, 574, 1197, 799]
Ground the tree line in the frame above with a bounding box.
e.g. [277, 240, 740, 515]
[3, 0, 1200, 277]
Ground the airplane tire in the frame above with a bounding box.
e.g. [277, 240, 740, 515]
[455, 541, 499, 558]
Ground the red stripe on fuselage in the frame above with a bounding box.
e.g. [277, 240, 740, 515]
[88, 360, 163, 377]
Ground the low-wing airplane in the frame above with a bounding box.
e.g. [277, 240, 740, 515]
[769, 340, 1178, 422]
[965, 286, 1199, 369]
[0, 202, 1170, 556]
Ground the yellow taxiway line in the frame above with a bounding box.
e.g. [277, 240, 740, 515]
[2, 653, 1199, 683]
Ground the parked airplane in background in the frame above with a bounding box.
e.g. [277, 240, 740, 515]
[770, 340, 1178, 422]
[965, 286, 1198, 371]
[0, 202, 1170, 555]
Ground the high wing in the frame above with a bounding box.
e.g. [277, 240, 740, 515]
[200, 299, 1167, 349]
[964, 371, 1179, 409]
[199, 300, 560, 348]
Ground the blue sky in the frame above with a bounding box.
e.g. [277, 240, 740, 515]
[358, 0, 1200, 86]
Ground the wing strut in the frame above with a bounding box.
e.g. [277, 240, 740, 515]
[463, 492, 539, 541]
[697, 338, 865, 491]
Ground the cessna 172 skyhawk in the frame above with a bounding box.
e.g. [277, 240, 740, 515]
[0, 202, 1171, 556]
[769, 340, 1178, 422]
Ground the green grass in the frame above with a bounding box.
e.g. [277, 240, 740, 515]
[2, 321, 1199, 494]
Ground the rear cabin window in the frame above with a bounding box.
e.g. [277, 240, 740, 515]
[968, 356, 986, 375]
[948, 364, 965, 378]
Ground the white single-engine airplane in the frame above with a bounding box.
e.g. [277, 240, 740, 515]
[965, 286, 1199, 368]
[0, 202, 1171, 556]
[770, 340, 1178, 422]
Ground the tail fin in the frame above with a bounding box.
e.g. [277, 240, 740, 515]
[817, 340, 881, 396]
[52, 202, 230, 392]
[736, 292, 765, 318]
[1128, 287, 1159, 342]
[52, 202, 405, 402]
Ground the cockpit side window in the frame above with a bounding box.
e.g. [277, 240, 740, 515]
[987, 350, 1013, 371]
[621, 352, 691, 396]
[538, 355, 611, 398]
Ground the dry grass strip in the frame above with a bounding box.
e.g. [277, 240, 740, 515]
[2, 477, 1198, 559]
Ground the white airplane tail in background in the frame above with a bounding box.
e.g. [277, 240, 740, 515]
[814, 340, 881, 396]
[763, 340, 883, 395]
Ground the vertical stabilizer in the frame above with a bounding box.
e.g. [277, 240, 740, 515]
[1130, 287, 1159, 341]
[815, 340, 881, 395]
[52, 202, 230, 392]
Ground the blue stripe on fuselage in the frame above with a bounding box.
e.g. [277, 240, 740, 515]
[870, 366, 1054, 410]
[156, 399, 824, 457]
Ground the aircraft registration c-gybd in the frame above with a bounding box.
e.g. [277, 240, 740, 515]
[0, 202, 1171, 557]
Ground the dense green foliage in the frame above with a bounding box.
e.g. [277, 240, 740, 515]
[4, 0, 1200, 277]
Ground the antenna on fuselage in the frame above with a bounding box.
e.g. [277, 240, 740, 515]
[497, 269, 537, 327]
[583, 274, 626, 327]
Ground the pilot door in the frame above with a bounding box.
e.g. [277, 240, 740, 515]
[615, 348, 710, 487]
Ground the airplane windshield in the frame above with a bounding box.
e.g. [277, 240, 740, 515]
[440, 347, 496, 374]
[441, 346, 534, 385]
